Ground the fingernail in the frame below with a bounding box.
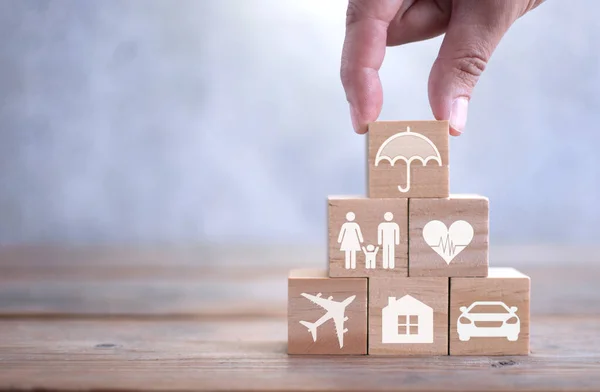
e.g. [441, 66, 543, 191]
[349, 103, 361, 133]
[449, 97, 469, 134]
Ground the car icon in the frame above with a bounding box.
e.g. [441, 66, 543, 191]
[457, 301, 520, 342]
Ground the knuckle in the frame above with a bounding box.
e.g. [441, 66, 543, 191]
[345, 0, 370, 26]
[452, 52, 488, 87]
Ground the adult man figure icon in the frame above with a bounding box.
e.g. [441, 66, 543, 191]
[377, 212, 400, 269]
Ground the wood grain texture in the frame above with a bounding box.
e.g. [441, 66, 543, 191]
[0, 246, 599, 318]
[369, 277, 448, 356]
[0, 244, 325, 269]
[288, 269, 367, 355]
[1, 316, 599, 391]
[450, 268, 530, 356]
[328, 196, 408, 278]
[0, 246, 598, 391]
[367, 121, 449, 199]
[0, 276, 289, 317]
[409, 195, 489, 277]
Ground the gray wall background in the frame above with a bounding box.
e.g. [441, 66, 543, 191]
[0, 0, 598, 247]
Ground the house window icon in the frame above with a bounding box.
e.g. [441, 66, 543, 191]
[398, 315, 419, 335]
[382, 295, 434, 344]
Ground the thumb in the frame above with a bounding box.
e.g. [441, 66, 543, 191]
[428, 1, 520, 135]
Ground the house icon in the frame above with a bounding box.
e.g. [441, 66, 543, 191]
[382, 295, 434, 344]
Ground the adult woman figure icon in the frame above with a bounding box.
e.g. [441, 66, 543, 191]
[337, 212, 364, 269]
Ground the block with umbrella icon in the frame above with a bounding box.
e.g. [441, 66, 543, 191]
[367, 121, 449, 199]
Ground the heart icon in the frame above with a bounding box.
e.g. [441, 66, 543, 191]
[422, 220, 474, 264]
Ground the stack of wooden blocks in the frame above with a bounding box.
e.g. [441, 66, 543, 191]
[288, 121, 530, 356]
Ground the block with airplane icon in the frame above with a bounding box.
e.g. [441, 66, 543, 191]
[328, 196, 408, 278]
[408, 195, 489, 277]
[449, 268, 530, 356]
[287, 269, 367, 355]
[367, 120, 449, 199]
[368, 276, 448, 356]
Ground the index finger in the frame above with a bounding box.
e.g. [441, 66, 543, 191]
[340, 0, 404, 134]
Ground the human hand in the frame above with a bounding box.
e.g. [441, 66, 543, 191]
[340, 0, 545, 135]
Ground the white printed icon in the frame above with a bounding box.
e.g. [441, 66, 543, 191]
[338, 212, 364, 269]
[457, 301, 520, 342]
[378, 212, 400, 269]
[338, 212, 399, 270]
[361, 244, 379, 269]
[382, 295, 433, 344]
[374, 126, 442, 193]
[299, 293, 356, 349]
[422, 220, 474, 264]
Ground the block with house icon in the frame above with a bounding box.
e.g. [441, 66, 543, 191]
[287, 119, 530, 357]
[382, 296, 433, 344]
[368, 277, 448, 356]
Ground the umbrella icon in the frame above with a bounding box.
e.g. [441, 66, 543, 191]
[374, 126, 442, 193]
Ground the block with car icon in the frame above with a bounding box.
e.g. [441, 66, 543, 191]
[450, 268, 530, 355]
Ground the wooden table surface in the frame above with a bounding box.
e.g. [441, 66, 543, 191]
[0, 244, 599, 391]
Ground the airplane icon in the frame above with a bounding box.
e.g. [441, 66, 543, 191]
[299, 292, 356, 349]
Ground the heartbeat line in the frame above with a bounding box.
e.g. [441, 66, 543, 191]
[431, 234, 467, 256]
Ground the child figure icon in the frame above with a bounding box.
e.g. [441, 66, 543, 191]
[362, 244, 379, 269]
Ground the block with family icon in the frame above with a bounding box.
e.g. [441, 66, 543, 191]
[288, 119, 531, 358]
[328, 197, 408, 278]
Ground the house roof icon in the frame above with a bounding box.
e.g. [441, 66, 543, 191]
[384, 295, 432, 315]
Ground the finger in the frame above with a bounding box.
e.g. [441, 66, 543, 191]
[340, 0, 404, 134]
[387, 0, 452, 46]
[427, 0, 521, 135]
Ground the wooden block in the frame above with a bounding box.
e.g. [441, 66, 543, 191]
[450, 268, 530, 355]
[409, 195, 489, 277]
[328, 196, 408, 278]
[367, 120, 449, 199]
[287, 269, 367, 355]
[368, 277, 448, 356]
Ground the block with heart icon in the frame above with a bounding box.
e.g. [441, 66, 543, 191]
[328, 196, 408, 278]
[449, 268, 530, 355]
[408, 195, 489, 277]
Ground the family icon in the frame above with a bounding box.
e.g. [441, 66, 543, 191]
[337, 212, 400, 270]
